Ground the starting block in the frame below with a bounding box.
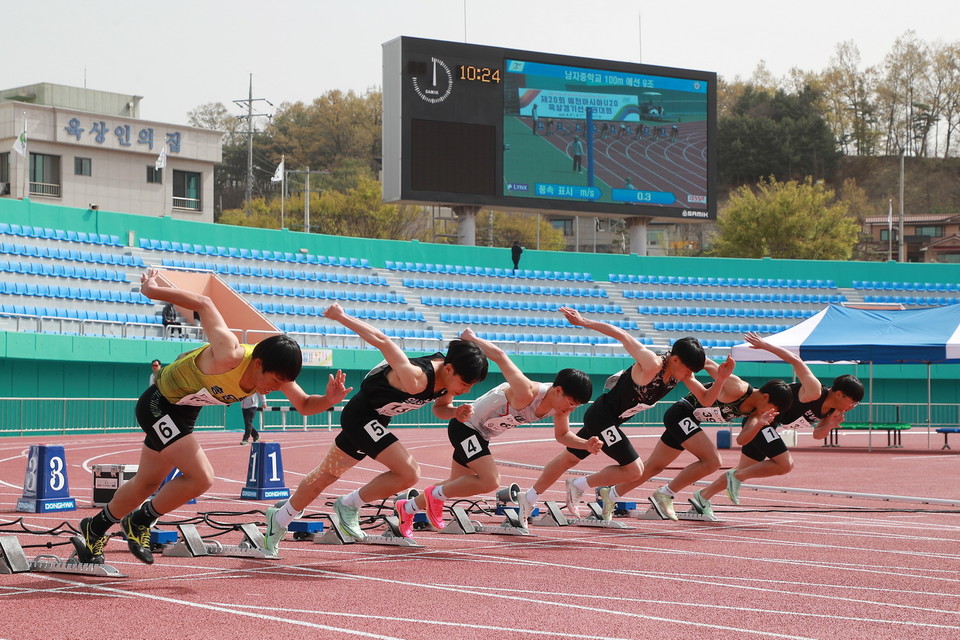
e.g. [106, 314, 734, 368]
[634, 496, 720, 522]
[531, 500, 630, 529]
[161, 522, 275, 558]
[314, 511, 421, 547]
[1, 535, 124, 578]
[441, 505, 530, 536]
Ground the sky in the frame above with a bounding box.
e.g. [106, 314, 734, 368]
[6, 0, 957, 125]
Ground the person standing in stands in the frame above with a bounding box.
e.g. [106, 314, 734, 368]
[72, 268, 350, 565]
[395, 328, 599, 537]
[511, 240, 523, 273]
[689, 333, 863, 516]
[263, 303, 488, 553]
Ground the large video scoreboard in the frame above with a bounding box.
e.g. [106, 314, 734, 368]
[383, 36, 717, 221]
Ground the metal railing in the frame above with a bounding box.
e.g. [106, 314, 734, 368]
[0, 395, 955, 446]
[172, 196, 201, 211]
[29, 182, 61, 198]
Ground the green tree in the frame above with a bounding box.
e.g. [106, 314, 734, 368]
[475, 211, 566, 251]
[718, 85, 841, 187]
[711, 177, 860, 260]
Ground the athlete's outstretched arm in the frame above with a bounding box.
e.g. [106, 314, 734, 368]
[323, 303, 425, 394]
[744, 332, 821, 403]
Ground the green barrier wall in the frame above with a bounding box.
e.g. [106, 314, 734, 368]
[3, 197, 960, 414]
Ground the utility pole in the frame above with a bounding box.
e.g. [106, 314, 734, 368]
[233, 73, 273, 213]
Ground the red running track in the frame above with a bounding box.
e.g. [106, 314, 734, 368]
[1, 427, 959, 640]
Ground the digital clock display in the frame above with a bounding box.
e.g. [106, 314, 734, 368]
[458, 65, 501, 84]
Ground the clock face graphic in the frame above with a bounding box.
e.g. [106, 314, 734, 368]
[411, 56, 453, 103]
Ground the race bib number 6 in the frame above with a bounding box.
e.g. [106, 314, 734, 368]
[151, 415, 182, 445]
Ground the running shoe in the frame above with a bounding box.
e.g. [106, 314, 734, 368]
[423, 485, 446, 530]
[690, 490, 714, 518]
[395, 499, 414, 538]
[264, 501, 287, 556]
[517, 491, 534, 529]
[650, 488, 678, 521]
[333, 497, 366, 541]
[120, 513, 154, 564]
[725, 469, 742, 505]
[597, 486, 615, 522]
[71, 517, 107, 565]
[565, 478, 584, 518]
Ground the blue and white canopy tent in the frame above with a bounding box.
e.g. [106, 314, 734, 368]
[730, 304, 960, 448]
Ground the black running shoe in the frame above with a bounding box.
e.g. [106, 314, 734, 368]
[71, 517, 107, 565]
[121, 513, 154, 565]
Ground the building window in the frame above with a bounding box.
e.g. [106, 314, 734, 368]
[914, 226, 943, 238]
[146, 166, 162, 183]
[173, 170, 201, 211]
[0, 152, 9, 194]
[74, 157, 92, 176]
[550, 218, 574, 236]
[29, 153, 61, 198]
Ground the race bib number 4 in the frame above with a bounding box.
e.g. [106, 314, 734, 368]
[459, 435, 483, 459]
[693, 407, 726, 423]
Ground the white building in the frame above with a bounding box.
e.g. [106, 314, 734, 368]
[1, 83, 222, 222]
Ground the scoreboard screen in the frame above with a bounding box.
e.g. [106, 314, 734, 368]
[383, 36, 717, 221]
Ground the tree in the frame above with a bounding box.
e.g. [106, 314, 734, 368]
[711, 177, 860, 260]
[474, 211, 566, 251]
[718, 85, 841, 187]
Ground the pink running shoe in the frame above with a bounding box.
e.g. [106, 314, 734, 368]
[395, 499, 414, 538]
[423, 485, 446, 529]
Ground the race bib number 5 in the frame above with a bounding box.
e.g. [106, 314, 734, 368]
[363, 419, 389, 442]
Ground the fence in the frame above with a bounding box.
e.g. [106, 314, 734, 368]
[0, 397, 955, 448]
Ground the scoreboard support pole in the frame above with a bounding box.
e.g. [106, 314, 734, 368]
[453, 205, 480, 246]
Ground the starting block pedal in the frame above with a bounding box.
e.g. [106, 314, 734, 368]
[289, 519, 325, 541]
[633, 497, 720, 522]
[441, 506, 530, 536]
[530, 500, 630, 529]
[161, 523, 275, 558]
[313, 511, 421, 547]
[1, 535, 124, 577]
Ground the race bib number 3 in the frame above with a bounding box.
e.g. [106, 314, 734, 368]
[600, 426, 623, 446]
[151, 415, 182, 445]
